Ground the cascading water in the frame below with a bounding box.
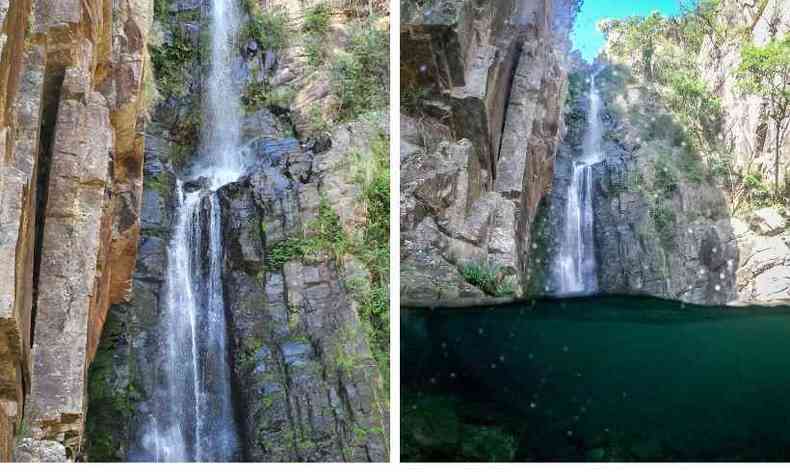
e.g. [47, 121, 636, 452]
[138, 0, 244, 462]
[554, 71, 603, 296]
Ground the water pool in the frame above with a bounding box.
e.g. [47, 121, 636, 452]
[401, 296, 790, 461]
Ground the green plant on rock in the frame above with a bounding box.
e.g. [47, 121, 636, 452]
[243, 1, 290, 51]
[265, 197, 351, 271]
[649, 202, 677, 251]
[266, 239, 305, 270]
[150, 29, 196, 98]
[243, 81, 295, 112]
[304, 33, 328, 67]
[401, 85, 431, 115]
[653, 158, 679, 195]
[460, 262, 515, 297]
[347, 132, 391, 390]
[307, 105, 331, 133]
[303, 3, 332, 35]
[331, 18, 388, 121]
[666, 71, 722, 148]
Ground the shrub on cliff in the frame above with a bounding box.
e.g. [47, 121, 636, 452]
[460, 263, 516, 298]
[242, 1, 289, 51]
[332, 18, 389, 121]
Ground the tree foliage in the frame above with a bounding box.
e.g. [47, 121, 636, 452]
[737, 34, 790, 200]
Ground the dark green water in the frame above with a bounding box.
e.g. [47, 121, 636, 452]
[401, 296, 790, 462]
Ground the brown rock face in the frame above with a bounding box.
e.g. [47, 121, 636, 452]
[400, 0, 575, 306]
[0, 0, 152, 461]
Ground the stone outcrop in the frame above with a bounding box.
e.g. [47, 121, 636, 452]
[0, 0, 152, 461]
[400, 0, 577, 306]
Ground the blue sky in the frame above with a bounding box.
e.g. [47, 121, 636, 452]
[572, 0, 684, 61]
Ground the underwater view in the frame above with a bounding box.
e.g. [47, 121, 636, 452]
[402, 297, 790, 462]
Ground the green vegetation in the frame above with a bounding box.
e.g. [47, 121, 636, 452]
[400, 84, 431, 115]
[150, 27, 196, 98]
[526, 197, 552, 294]
[85, 316, 137, 461]
[460, 262, 516, 298]
[350, 133, 390, 388]
[601, 2, 790, 211]
[304, 34, 327, 67]
[242, 80, 295, 111]
[564, 71, 588, 141]
[737, 34, 790, 201]
[242, 0, 290, 51]
[331, 18, 389, 121]
[401, 393, 519, 462]
[262, 131, 390, 388]
[665, 72, 722, 147]
[302, 3, 332, 67]
[264, 197, 350, 271]
[303, 3, 332, 35]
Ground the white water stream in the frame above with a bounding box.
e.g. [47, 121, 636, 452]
[554, 71, 603, 296]
[139, 0, 244, 461]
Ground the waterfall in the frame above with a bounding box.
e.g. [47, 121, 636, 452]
[554, 71, 603, 296]
[137, 0, 244, 461]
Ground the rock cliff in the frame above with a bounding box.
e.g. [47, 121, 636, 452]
[575, 0, 790, 306]
[400, 0, 578, 306]
[0, 0, 152, 461]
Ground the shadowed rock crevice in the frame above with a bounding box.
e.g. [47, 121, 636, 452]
[30, 67, 65, 351]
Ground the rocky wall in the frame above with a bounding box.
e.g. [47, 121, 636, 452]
[400, 0, 576, 306]
[0, 0, 152, 461]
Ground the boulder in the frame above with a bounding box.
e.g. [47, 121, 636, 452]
[748, 208, 787, 237]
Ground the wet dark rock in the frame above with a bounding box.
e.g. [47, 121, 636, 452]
[250, 137, 301, 166]
[286, 151, 313, 183]
[240, 109, 286, 141]
[168, 0, 201, 13]
[135, 237, 168, 281]
[306, 133, 332, 154]
[245, 40, 258, 56]
[218, 170, 388, 462]
[183, 176, 209, 193]
[263, 50, 277, 77]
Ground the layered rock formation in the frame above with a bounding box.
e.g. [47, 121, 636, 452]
[219, 130, 388, 462]
[0, 0, 152, 461]
[400, 0, 577, 306]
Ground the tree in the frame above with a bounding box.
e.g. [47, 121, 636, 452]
[737, 34, 790, 201]
[667, 71, 722, 151]
[601, 12, 666, 80]
[678, 0, 723, 54]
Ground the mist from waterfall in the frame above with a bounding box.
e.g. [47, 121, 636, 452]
[554, 70, 603, 296]
[136, 0, 244, 461]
